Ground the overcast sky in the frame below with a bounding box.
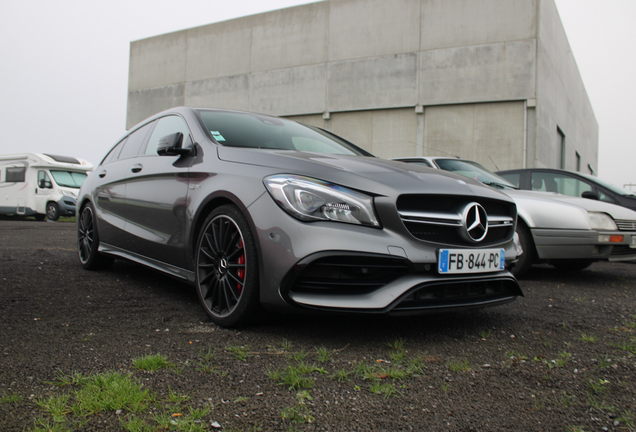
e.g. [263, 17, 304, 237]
[0, 0, 634, 190]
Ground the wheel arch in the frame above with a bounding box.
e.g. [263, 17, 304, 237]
[188, 191, 263, 271]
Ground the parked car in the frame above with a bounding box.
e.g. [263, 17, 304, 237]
[392, 157, 636, 277]
[77, 107, 523, 327]
[496, 168, 636, 212]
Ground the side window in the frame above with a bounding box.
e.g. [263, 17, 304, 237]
[37, 170, 52, 188]
[531, 172, 592, 197]
[119, 122, 154, 160]
[145, 116, 193, 155]
[499, 173, 520, 187]
[102, 139, 126, 165]
[597, 190, 616, 203]
[6, 167, 26, 182]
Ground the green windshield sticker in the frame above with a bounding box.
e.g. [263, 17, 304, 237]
[210, 131, 226, 142]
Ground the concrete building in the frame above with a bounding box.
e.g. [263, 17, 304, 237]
[126, 0, 598, 174]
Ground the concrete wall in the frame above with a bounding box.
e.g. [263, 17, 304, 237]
[534, 0, 599, 173]
[127, 0, 597, 174]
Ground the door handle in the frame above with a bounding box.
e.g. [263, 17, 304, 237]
[131, 164, 143, 173]
[98, 170, 107, 178]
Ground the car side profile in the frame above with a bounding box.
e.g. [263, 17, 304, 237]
[392, 157, 636, 277]
[497, 168, 636, 212]
[77, 107, 523, 327]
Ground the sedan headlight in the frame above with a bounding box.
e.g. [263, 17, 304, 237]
[264, 174, 379, 227]
[60, 189, 77, 198]
[588, 212, 617, 230]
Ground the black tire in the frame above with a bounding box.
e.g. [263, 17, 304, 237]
[551, 260, 595, 271]
[77, 202, 114, 270]
[46, 202, 59, 221]
[195, 204, 262, 327]
[34, 214, 46, 221]
[510, 222, 536, 278]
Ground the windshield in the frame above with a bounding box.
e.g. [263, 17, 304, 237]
[196, 110, 373, 156]
[50, 170, 88, 188]
[434, 159, 516, 189]
[576, 172, 636, 197]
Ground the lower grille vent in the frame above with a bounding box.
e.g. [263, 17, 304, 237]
[292, 255, 410, 294]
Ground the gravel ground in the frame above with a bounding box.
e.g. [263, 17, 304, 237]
[0, 219, 635, 432]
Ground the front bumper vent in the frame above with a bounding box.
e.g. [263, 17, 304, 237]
[290, 255, 410, 294]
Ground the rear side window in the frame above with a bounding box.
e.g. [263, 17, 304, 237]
[119, 122, 154, 160]
[102, 139, 126, 165]
[6, 167, 26, 182]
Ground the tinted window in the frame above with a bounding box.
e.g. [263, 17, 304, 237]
[531, 172, 592, 196]
[119, 122, 154, 160]
[197, 110, 372, 156]
[6, 167, 26, 182]
[145, 116, 192, 155]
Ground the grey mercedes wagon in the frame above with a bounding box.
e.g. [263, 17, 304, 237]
[77, 107, 522, 326]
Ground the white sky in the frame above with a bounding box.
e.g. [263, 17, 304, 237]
[0, 0, 634, 190]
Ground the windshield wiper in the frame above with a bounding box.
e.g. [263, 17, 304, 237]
[480, 181, 515, 190]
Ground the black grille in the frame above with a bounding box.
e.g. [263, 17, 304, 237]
[610, 245, 636, 257]
[291, 255, 410, 294]
[397, 194, 516, 247]
[393, 277, 522, 311]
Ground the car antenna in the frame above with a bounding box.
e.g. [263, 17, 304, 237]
[489, 156, 500, 171]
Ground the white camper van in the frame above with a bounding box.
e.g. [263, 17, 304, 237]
[0, 153, 93, 221]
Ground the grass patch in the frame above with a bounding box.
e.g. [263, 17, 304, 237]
[0, 393, 23, 404]
[132, 354, 174, 372]
[281, 391, 314, 424]
[226, 344, 251, 361]
[447, 358, 470, 372]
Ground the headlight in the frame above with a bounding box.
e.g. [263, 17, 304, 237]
[264, 174, 379, 227]
[588, 212, 617, 230]
[60, 189, 77, 198]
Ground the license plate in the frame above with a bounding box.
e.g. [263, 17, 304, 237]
[438, 248, 505, 274]
[631, 235, 636, 248]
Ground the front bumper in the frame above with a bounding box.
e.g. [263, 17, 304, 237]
[57, 196, 78, 216]
[531, 228, 636, 261]
[248, 192, 522, 314]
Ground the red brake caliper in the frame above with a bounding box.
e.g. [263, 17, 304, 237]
[236, 240, 245, 292]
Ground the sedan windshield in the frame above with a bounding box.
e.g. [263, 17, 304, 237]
[50, 170, 88, 188]
[196, 110, 373, 156]
[434, 159, 517, 189]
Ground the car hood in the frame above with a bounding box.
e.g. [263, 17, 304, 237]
[529, 191, 636, 220]
[217, 147, 513, 201]
[503, 189, 636, 229]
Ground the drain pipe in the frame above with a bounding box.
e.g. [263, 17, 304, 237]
[523, 100, 528, 168]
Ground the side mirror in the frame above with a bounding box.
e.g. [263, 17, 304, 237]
[581, 191, 599, 200]
[38, 179, 46, 188]
[157, 132, 191, 156]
